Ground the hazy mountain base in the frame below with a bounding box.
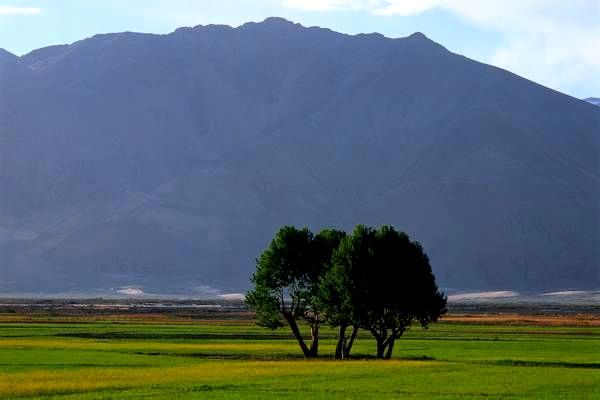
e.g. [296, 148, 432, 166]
[1, 18, 599, 293]
[0, 294, 599, 325]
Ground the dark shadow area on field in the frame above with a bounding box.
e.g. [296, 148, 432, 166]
[51, 331, 508, 341]
[55, 332, 339, 340]
[492, 360, 600, 369]
[435, 329, 600, 337]
[58, 332, 289, 340]
[130, 351, 438, 362]
[400, 337, 514, 341]
[125, 350, 600, 369]
[176, 384, 242, 392]
[57, 331, 588, 342]
[398, 355, 437, 361]
[134, 351, 309, 360]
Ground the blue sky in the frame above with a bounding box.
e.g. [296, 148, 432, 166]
[1, 0, 598, 98]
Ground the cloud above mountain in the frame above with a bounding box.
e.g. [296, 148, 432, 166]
[0, 6, 41, 15]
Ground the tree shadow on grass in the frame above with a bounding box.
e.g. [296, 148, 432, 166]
[131, 351, 438, 362]
[133, 351, 307, 361]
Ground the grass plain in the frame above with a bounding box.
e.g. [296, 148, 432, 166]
[0, 311, 598, 399]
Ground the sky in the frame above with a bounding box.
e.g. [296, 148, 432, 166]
[0, 0, 598, 98]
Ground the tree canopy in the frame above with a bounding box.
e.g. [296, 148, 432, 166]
[245, 226, 345, 358]
[247, 224, 446, 359]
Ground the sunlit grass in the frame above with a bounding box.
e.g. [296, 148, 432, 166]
[1, 360, 598, 399]
[0, 317, 598, 399]
[0, 361, 325, 398]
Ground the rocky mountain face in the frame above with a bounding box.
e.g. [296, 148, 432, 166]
[1, 18, 599, 294]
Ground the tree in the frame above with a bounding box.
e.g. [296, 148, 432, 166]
[368, 226, 446, 358]
[309, 228, 347, 357]
[318, 225, 374, 359]
[246, 226, 344, 358]
[325, 225, 446, 359]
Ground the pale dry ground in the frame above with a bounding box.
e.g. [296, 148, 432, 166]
[443, 313, 600, 327]
[0, 313, 255, 324]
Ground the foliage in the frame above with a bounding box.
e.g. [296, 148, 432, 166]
[364, 225, 446, 358]
[248, 224, 446, 359]
[320, 225, 447, 358]
[318, 225, 375, 358]
[246, 226, 344, 357]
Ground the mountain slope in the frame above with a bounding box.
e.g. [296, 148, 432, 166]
[585, 97, 600, 106]
[1, 18, 599, 294]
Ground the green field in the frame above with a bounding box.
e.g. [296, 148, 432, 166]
[0, 314, 599, 399]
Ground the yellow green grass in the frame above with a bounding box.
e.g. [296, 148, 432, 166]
[0, 316, 599, 399]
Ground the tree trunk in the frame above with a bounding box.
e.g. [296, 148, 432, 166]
[376, 338, 386, 359]
[346, 325, 358, 356]
[284, 313, 311, 358]
[335, 324, 347, 359]
[309, 323, 319, 357]
[384, 338, 395, 359]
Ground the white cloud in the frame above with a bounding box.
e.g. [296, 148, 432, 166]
[372, 0, 441, 16]
[116, 287, 145, 296]
[282, 0, 378, 11]
[281, 0, 600, 96]
[0, 6, 41, 15]
[218, 293, 246, 300]
[447, 291, 519, 301]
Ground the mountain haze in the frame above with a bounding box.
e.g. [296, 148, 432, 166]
[1, 18, 599, 294]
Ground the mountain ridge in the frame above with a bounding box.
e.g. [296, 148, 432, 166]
[585, 97, 600, 106]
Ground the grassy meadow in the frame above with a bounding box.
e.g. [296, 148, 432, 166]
[0, 312, 599, 399]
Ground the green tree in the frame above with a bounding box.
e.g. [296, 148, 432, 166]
[319, 225, 374, 359]
[246, 226, 344, 358]
[324, 225, 447, 359]
[309, 228, 347, 356]
[368, 226, 446, 358]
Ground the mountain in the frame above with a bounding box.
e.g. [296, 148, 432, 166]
[585, 97, 600, 106]
[1, 18, 599, 295]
